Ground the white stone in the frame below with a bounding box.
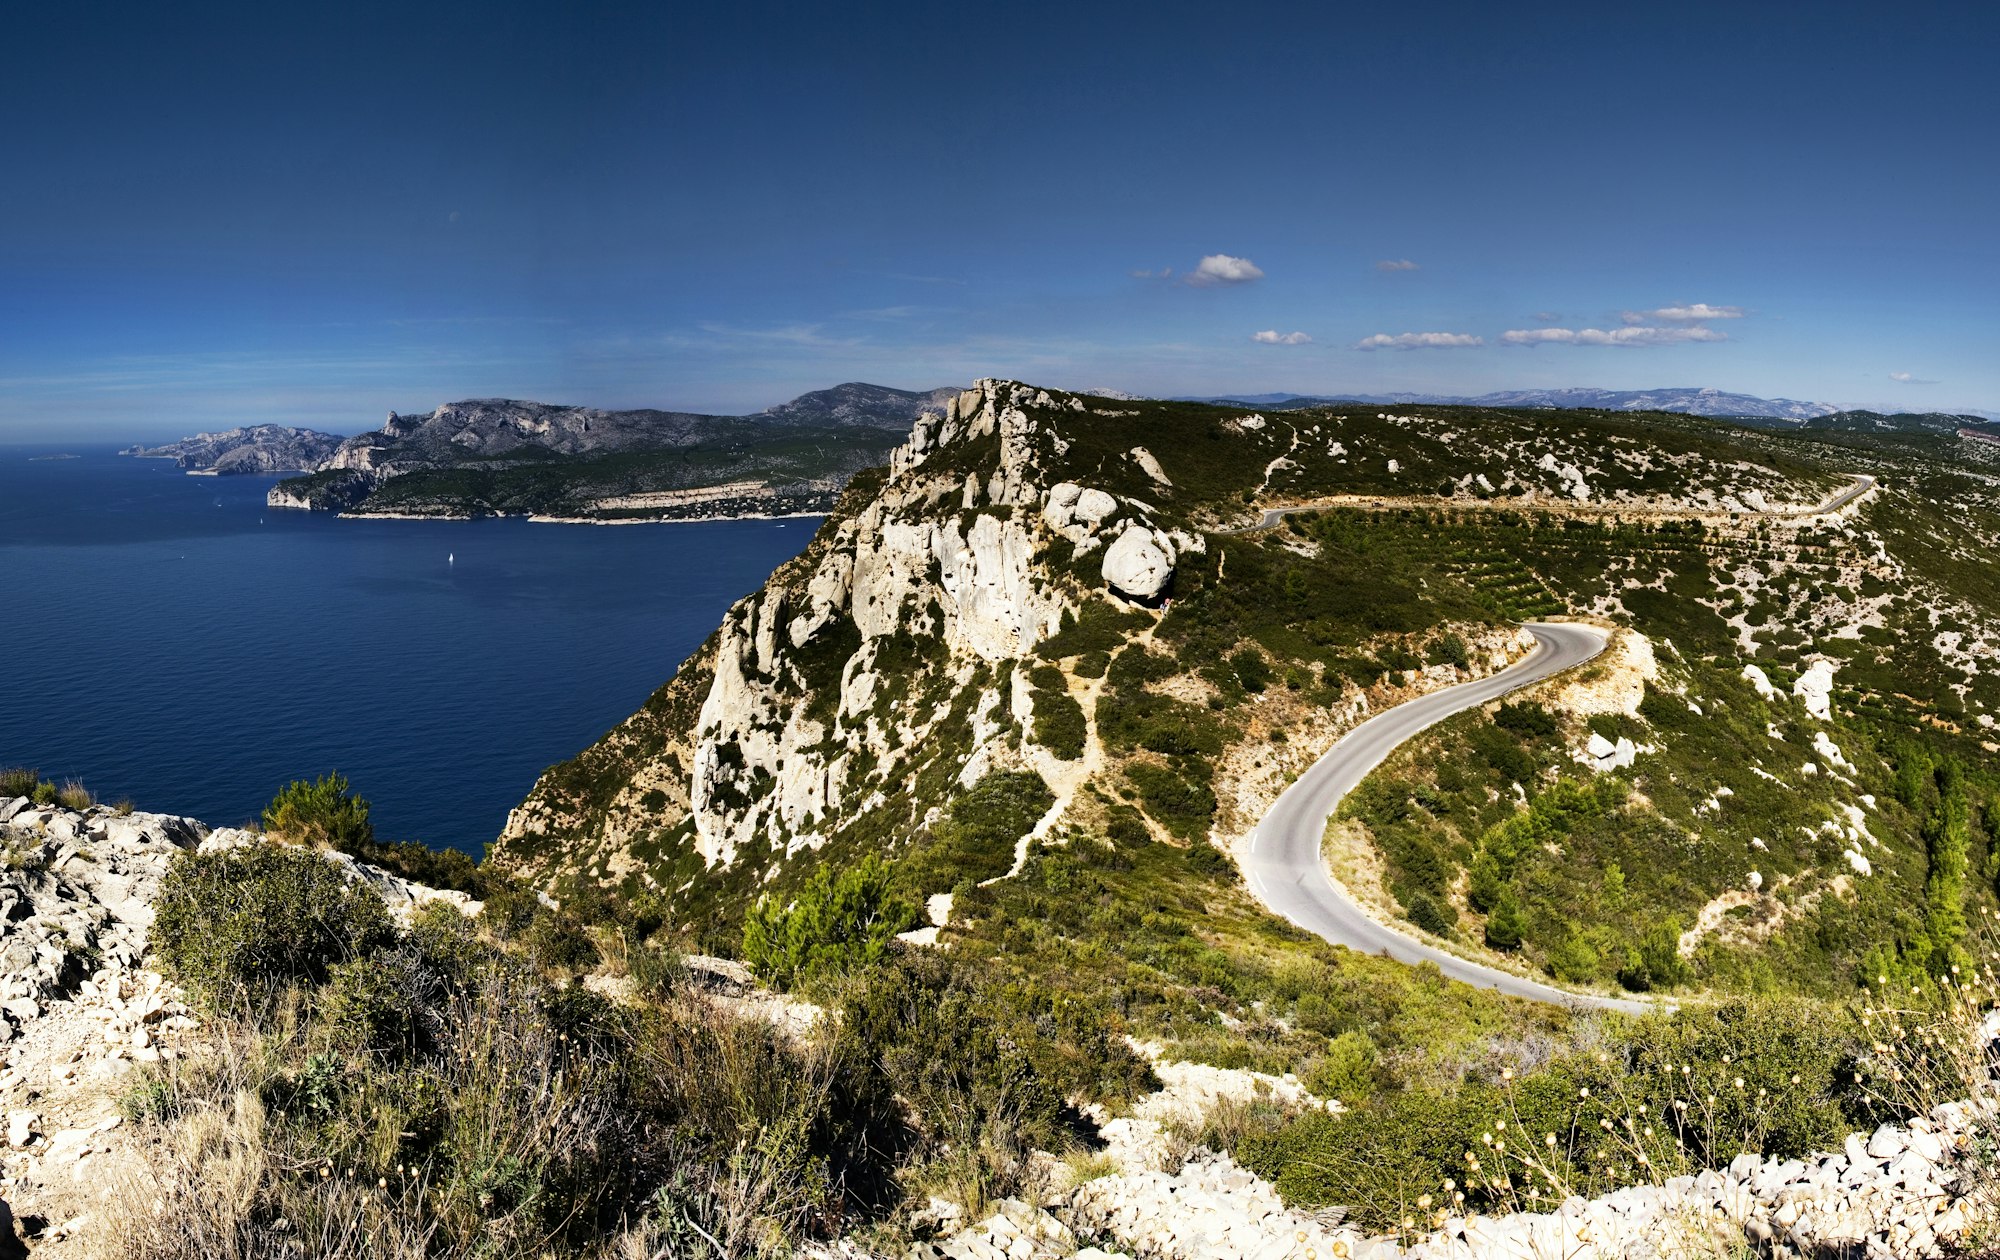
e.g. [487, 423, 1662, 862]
[1128, 447, 1172, 487]
[1794, 658, 1838, 721]
[1742, 664, 1778, 701]
[1102, 527, 1176, 601]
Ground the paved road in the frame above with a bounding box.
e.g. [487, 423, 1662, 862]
[1245, 622, 1656, 1012]
[1235, 473, 1876, 533]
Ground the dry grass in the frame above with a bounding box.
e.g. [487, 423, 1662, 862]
[91, 972, 864, 1259]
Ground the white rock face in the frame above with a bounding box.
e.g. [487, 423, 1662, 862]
[687, 380, 1076, 867]
[1794, 657, 1838, 720]
[1742, 663, 1778, 701]
[1128, 446, 1172, 487]
[1101, 525, 1177, 601]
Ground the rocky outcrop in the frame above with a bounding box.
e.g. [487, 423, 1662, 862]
[684, 381, 1071, 866]
[1100, 526, 1178, 601]
[498, 379, 1208, 881]
[0, 798, 480, 1255]
[122, 424, 344, 474]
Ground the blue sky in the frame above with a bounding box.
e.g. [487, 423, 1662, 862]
[4, 0, 1996, 439]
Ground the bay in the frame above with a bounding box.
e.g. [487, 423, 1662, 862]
[0, 446, 812, 854]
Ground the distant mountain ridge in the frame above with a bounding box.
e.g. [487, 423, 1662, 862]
[267, 382, 962, 520]
[120, 424, 345, 474]
[1187, 386, 1843, 421]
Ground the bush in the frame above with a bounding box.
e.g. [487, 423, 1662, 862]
[1305, 1031, 1382, 1105]
[0, 768, 36, 799]
[1493, 701, 1558, 740]
[263, 772, 374, 849]
[1186, 838, 1234, 879]
[902, 770, 1055, 894]
[1228, 649, 1272, 694]
[1240, 999, 1878, 1231]
[55, 779, 93, 810]
[1031, 684, 1088, 761]
[742, 855, 916, 990]
[1547, 926, 1603, 985]
[152, 845, 395, 1012]
[1430, 633, 1471, 670]
[1402, 890, 1457, 938]
[1483, 893, 1525, 950]
[524, 910, 601, 972]
[1127, 762, 1216, 841]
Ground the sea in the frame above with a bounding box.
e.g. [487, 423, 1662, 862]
[0, 446, 814, 855]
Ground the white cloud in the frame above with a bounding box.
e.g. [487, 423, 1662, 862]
[1131, 267, 1174, 280]
[1376, 259, 1420, 272]
[1501, 325, 1728, 347]
[1354, 331, 1484, 350]
[1251, 330, 1312, 345]
[1189, 254, 1265, 286]
[1533, 311, 1561, 323]
[1623, 303, 1745, 324]
[1889, 371, 1938, 384]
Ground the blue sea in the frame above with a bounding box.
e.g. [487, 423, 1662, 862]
[0, 447, 813, 854]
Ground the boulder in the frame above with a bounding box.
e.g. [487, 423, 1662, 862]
[1794, 658, 1838, 721]
[1102, 527, 1175, 601]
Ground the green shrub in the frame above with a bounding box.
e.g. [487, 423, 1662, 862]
[1305, 1031, 1382, 1105]
[0, 768, 37, 799]
[1240, 999, 1878, 1232]
[151, 845, 395, 1012]
[1105, 807, 1152, 846]
[1402, 890, 1456, 938]
[1429, 633, 1471, 670]
[1547, 926, 1603, 984]
[1483, 893, 1525, 950]
[263, 772, 374, 849]
[901, 770, 1054, 894]
[742, 855, 915, 990]
[320, 954, 423, 1057]
[31, 781, 56, 806]
[1617, 918, 1692, 992]
[1031, 684, 1088, 761]
[1186, 838, 1234, 879]
[1127, 762, 1216, 840]
[55, 779, 93, 810]
[1229, 649, 1272, 694]
[1493, 701, 1558, 740]
[524, 911, 601, 972]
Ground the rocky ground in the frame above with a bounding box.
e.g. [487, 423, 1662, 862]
[3, 795, 1993, 1259]
[0, 799, 474, 1256]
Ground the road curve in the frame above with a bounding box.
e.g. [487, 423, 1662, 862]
[1245, 622, 1655, 1013]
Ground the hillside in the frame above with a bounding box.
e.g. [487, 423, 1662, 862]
[477, 379, 2000, 1240]
[120, 423, 344, 474]
[265, 383, 959, 519]
[494, 380, 2000, 1002]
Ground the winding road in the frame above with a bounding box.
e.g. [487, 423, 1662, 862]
[1236, 473, 1881, 1009]
[1244, 621, 1656, 1013]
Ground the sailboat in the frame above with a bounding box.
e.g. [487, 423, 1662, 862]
[448, 552, 455, 565]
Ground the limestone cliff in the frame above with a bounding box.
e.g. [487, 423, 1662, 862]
[496, 380, 1210, 892]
